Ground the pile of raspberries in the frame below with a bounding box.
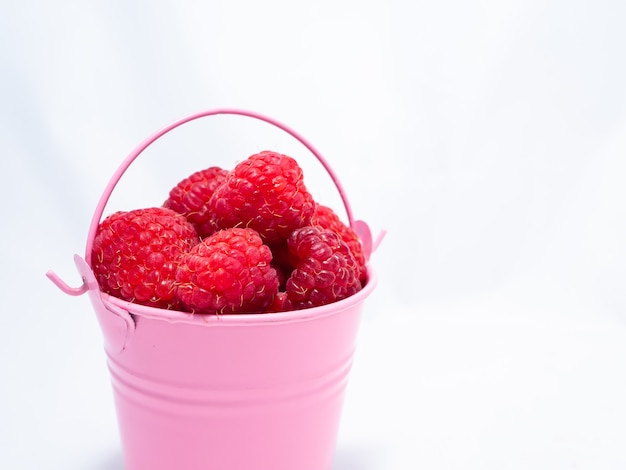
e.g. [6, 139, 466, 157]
[91, 151, 367, 314]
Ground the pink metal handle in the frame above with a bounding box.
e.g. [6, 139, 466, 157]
[48, 108, 383, 297]
[85, 108, 356, 266]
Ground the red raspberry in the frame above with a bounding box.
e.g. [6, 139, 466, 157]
[176, 227, 279, 314]
[311, 204, 367, 282]
[163, 166, 228, 238]
[266, 292, 294, 313]
[91, 207, 200, 309]
[279, 226, 362, 311]
[207, 151, 315, 244]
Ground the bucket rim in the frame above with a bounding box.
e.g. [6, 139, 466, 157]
[101, 268, 377, 327]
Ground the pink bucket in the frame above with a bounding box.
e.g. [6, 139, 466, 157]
[47, 109, 384, 470]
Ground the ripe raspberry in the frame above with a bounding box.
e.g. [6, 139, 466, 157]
[280, 226, 362, 310]
[91, 207, 200, 309]
[311, 204, 367, 282]
[163, 166, 228, 238]
[207, 151, 315, 244]
[176, 227, 279, 314]
[266, 292, 294, 313]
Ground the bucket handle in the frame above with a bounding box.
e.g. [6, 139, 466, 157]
[47, 108, 385, 297]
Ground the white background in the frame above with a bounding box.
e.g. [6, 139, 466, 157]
[2, 1, 626, 468]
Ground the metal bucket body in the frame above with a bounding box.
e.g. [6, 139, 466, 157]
[92, 270, 375, 470]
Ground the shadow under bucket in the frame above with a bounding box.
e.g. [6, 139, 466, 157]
[48, 109, 383, 470]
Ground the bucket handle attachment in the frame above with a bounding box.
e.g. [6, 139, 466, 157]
[48, 108, 385, 300]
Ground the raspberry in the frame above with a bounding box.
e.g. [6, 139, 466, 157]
[278, 226, 362, 311]
[207, 151, 315, 244]
[311, 204, 367, 282]
[163, 166, 228, 238]
[266, 292, 294, 313]
[91, 207, 200, 309]
[176, 227, 279, 314]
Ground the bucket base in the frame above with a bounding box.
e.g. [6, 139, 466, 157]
[113, 380, 347, 470]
